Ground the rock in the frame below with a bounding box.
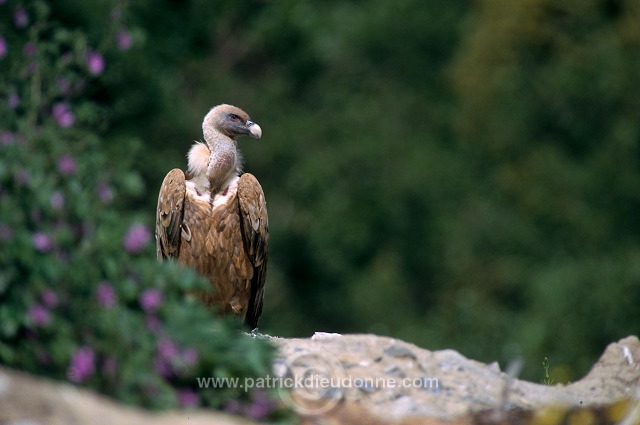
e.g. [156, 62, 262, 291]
[272, 334, 640, 422]
[486, 361, 501, 373]
[0, 367, 256, 425]
[312, 332, 343, 340]
[384, 365, 406, 377]
[384, 344, 418, 359]
[355, 379, 379, 394]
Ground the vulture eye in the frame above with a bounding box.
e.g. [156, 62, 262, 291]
[229, 114, 242, 123]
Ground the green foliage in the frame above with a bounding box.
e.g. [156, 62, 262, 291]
[446, 0, 640, 378]
[0, 1, 279, 418]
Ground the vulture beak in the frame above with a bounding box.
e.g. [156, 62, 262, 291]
[246, 120, 262, 139]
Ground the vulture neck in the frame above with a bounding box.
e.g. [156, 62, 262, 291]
[205, 135, 241, 195]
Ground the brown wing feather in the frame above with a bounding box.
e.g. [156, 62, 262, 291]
[237, 173, 269, 329]
[156, 168, 186, 260]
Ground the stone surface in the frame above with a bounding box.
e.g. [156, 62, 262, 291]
[271, 334, 640, 421]
[0, 366, 256, 425]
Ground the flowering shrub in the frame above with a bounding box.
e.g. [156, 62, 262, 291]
[0, 0, 278, 417]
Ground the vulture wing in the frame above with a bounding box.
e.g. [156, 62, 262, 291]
[156, 168, 186, 260]
[237, 173, 269, 329]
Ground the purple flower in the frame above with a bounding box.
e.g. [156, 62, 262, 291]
[52, 103, 75, 128]
[85, 49, 105, 75]
[57, 154, 76, 175]
[13, 7, 28, 29]
[182, 347, 199, 366]
[32, 232, 53, 252]
[41, 290, 59, 308]
[177, 389, 199, 408]
[245, 391, 272, 420]
[67, 346, 95, 383]
[0, 37, 7, 59]
[97, 181, 114, 204]
[8, 93, 20, 109]
[1, 132, 14, 146]
[50, 190, 65, 210]
[116, 29, 132, 51]
[139, 288, 163, 312]
[153, 354, 172, 377]
[29, 304, 50, 326]
[157, 338, 178, 360]
[123, 223, 151, 254]
[95, 281, 117, 308]
[23, 42, 36, 57]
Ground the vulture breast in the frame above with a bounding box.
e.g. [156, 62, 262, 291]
[180, 176, 254, 315]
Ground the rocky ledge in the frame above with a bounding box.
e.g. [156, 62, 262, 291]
[273, 333, 640, 424]
[0, 334, 638, 425]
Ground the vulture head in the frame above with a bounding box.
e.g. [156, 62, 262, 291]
[202, 104, 262, 143]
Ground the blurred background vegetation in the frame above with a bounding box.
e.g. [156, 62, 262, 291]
[2, 0, 639, 389]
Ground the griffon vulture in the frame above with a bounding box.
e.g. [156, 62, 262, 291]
[155, 104, 268, 329]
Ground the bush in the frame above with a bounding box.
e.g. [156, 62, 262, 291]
[0, 1, 278, 417]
